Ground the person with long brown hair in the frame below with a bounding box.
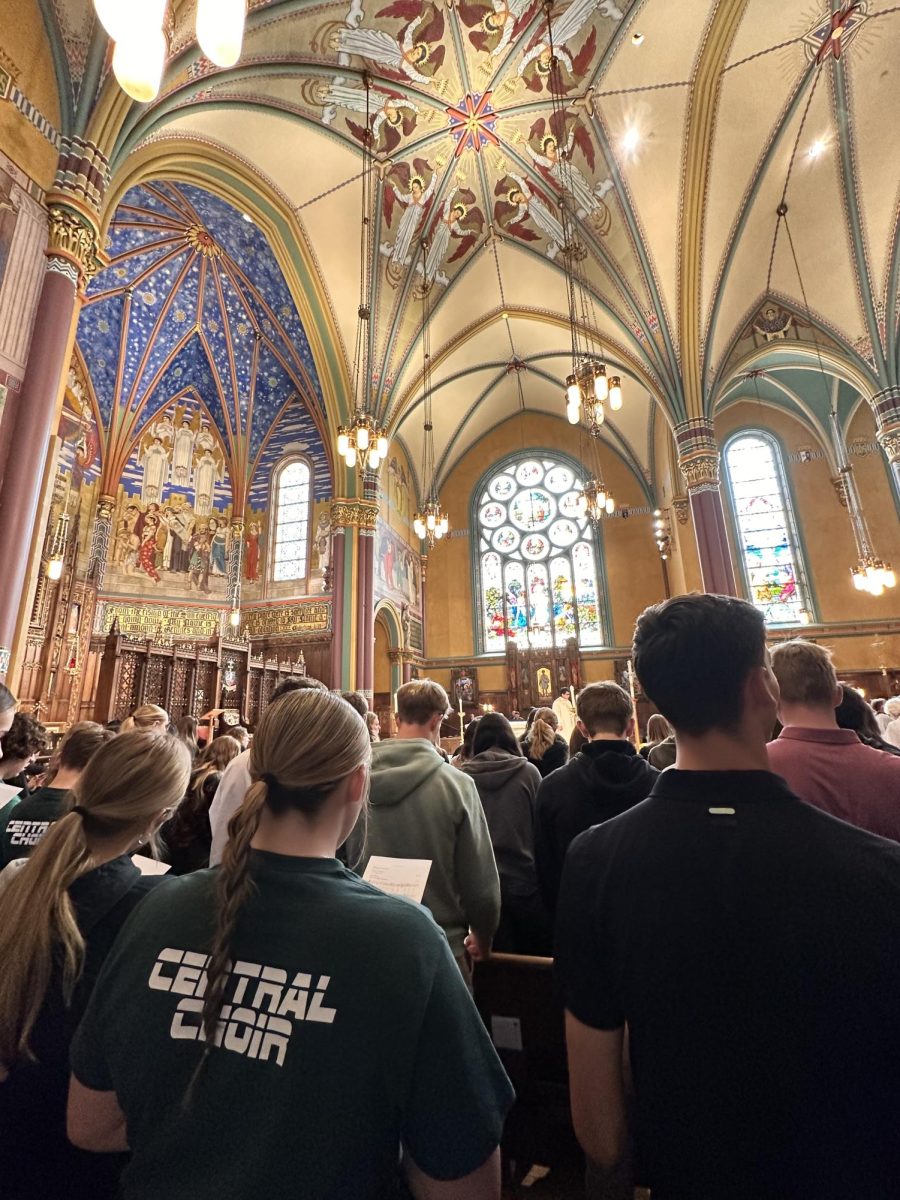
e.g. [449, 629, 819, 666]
[161, 735, 242, 874]
[520, 706, 568, 777]
[69, 689, 513, 1199]
[0, 731, 191, 1200]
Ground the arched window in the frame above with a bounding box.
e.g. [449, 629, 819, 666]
[271, 458, 312, 582]
[724, 431, 811, 626]
[475, 456, 606, 652]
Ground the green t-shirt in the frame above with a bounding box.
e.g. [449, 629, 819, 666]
[71, 852, 514, 1199]
[0, 786, 68, 867]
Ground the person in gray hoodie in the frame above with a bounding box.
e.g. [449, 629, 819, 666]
[344, 680, 500, 982]
[460, 713, 551, 956]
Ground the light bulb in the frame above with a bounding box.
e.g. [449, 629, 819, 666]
[377, 434, 388, 457]
[884, 566, 896, 588]
[46, 558, 63, 581]
[228, 608, 241, 628]
[593, 365, 608, 403]
[434, 525, 444, 539]
[368, 450, 380, 471]
[852, 569, 865, 591]
[653, 509, 662, 518]
[426, 512, 436, 530]
[609, 376, 623, 410]
[440, 514, 449, 533]
[196, 0, 246, 68]
[95, 0, 166, 40]
[112, 24, 166, 102]
[566, 375, 580, 408]
[356, 423, 369, 451]
[337, 431, 349, 457]
[566, 402, 580, 425]
[799, 609, 811, 625]
[346, 446, 357, 468]
[605, 495, 616, 514]
[414, 519, 425, 538]
[592, 402, 605, 426]
[871, 581, 884, 597]
[597, 490, 606, 508]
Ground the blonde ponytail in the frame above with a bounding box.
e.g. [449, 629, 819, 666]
[0, 731, 190, 1072]
[189, 691, 370, 1098]
[527, 707, 559, 760]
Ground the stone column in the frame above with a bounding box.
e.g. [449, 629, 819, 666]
[874, 386, 900, 493]
[86, 494, 116, 591]
[329, 502, 349, 690]
[0, 198, 100, 677]
[354, 499, 379, 701]
[675, 419, 737, 597]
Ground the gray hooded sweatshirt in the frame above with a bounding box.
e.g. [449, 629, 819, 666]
[460, 749, 542, 893]
[345, 738, 500, 957]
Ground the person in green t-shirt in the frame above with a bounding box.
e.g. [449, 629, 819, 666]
[69, 689, 514, 1200]
[0, 722, 114, 868]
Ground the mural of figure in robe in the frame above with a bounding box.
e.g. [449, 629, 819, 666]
[335, 3, 446, 88]
[526, 115, 613, 230]
[494, 174, 564, 259]
[138, 436, 170, 506]
[381, 159, 437, 270]
[171, 416, 196, 484]
[245, 520, 262, 583]
[416, 189, 485, 287]
[194, 448, 224, 517]
[208, 517, 228, 576]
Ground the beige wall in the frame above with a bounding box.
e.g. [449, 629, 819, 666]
[424, 411, 667, 660]
[0, 5, 61, 188]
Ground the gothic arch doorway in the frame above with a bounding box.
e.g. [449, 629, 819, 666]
[374, 601, 403, 736]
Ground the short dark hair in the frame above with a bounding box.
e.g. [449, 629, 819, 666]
[577, 682, 632, 736]
[471, 713, 522, 757]
[59, 722, 115, 771]
[1, 712, 50, 762]
[271, 676, 327, 703]
[835, 684, 880, 741]
[633, 594, 766, 736]
[341, 691, 369, 718]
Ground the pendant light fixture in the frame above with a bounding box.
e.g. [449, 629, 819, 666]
[196, 0, 247, 68]
[544, 1, 624, 432]
[336, 75, 389, 478]
[413, 242, 449, 547]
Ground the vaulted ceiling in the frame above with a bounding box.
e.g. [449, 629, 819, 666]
[39, 0, 900, 501]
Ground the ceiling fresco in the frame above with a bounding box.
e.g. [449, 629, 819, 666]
[76, 179, 328, 503]
[34, 1, 900, 501]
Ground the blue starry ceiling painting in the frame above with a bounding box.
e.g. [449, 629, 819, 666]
[76, 180, 330, 507]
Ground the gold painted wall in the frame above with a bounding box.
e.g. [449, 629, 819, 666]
[425, 411, 667, 661]
[652, 410, 702, 594]
[373, 614, 391, 693]
[0, 4, 62, 187]
[714, 401, 900, 669]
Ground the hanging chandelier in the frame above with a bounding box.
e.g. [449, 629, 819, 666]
[95, 0, 247, 102]
[413, 242, 449, 547]
[336, 75, 389, 478]
[830, 394, 894, 597]
[542, 3, 625, 432]
[45, 508, 70, 582]
[576, 477, 615, 522]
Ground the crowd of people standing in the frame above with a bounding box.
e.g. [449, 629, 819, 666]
[0, 598, 899, 1200]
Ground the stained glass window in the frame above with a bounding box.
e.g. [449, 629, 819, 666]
[725, 433, 811, 626]
[476, 457, 606, 651]
[272, 459, 311, 582]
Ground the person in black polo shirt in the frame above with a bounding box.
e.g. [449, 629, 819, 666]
[555, 594, 900, 1200]
[534, 682, 657, 917]
[0, 723, 114, 868]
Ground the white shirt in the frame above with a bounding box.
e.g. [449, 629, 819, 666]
[208, 750, 252, 866]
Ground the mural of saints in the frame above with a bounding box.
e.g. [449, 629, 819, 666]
[494, 174, 565, 259]
[322, 79, 419, 156]
[417, 189, 485, 286]
[526, 114, 613, 231]
[457, 0, 540, 59]
[194, 448, 225, 517]
[171, 416, 196, 484]
[517, 0, 624, 93]
[138, 435, 170, 506]
[336, 2, 445, 88]
[244, 519, 263, 582]
[381, 159, 437, 269]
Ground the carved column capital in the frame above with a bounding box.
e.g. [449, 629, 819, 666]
[832, 474, 850, 508]
[331, 498, 379, 531]
[675, 418, 721, 494]
[97, 494, 116, 521]
[672, 496, 690, 525]
[46, 201, 102, 287]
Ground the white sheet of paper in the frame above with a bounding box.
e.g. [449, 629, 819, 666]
[363, 856, 431, 902]
[132, 854, 171, 876]
[0, 782, 23, 805]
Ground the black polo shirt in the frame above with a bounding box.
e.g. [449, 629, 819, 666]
[0, 786, 68, 867]
[555, 770, 900, 1200]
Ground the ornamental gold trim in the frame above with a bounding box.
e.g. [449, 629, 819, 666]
[331, 499, 379, 530]
[48, 203, 101, 283]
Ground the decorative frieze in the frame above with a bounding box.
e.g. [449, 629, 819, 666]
[331, 499, 379, 531]
[241, 601, 331, 639]
[47, 203, 101, 286]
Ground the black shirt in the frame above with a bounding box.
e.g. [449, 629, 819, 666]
[534, 740, 657, 915]
[0, 855, 163, 1200]
[0, 785, 69, 866]
[555, 770, 900, 1200]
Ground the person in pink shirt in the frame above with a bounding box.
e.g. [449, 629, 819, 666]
[768, 640, 900, 841]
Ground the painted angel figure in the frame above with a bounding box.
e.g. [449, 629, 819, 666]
[139, 437, 170, 506]
[336, 3, 445, 88]
[527, 126, 613, 224]
[417, 189, 485, 286]
[149, 410, 175, 446]
[193, 449, 223, 518]
[494, 173, 565, 260]
[380, 160, 437, 268]
[518, 0, 622, 92]
[195, 420, 216, 455]
[457, 0, 539, 59]
[172, 416, 196, 484]
[322, 77, 419, 155]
